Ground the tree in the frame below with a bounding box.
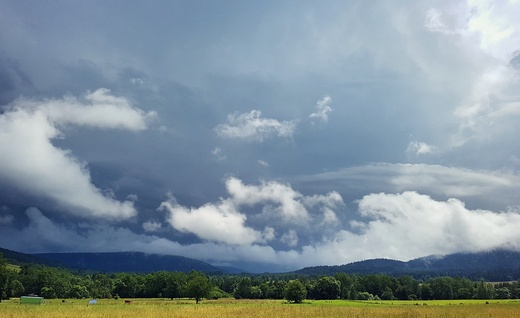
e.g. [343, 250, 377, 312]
[396, 276, 418, 300]
[335, 273, 355, 299]
[112, 273, 143, 298]
[0, 253, 7, 302]
[429, 277, 454, 300]
[475, 280, 494, 299]
[284, 279, 306, 303]
[259, 282, 273, 299]
[233, 277, 252, 299]
[381, 286, 395, 300]
[494, 287, 511, 299]
[163, 272, 186, 300]
[313, 276, 340, 300]
[90, 273, 113, 298]
[40, 286, 57, 299]
[419, 284, 432, 300]
[68, 284, 90, 299]
[356, 291, 374, 300]
[271, 280, 287, 299]
[250, 286, 263, 299]
[185, 271, 212, 304]
[9, 280, 24, 298]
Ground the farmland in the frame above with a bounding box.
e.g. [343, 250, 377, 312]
[1, 298, 520, 318]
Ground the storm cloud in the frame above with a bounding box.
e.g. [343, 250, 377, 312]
[1, 0, 520, 272]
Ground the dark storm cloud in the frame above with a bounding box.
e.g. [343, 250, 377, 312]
[0, 56, 35, 106]
[1, 0, 520, 272]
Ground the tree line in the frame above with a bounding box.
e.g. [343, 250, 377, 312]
[1, 254, 520, 302]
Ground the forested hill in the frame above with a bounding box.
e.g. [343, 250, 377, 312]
[0, 247, 238, 274]
[294, 250, 520, 281]
[0, 247, 63, 267]
[35, 252, 232, 274]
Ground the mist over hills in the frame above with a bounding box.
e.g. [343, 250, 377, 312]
[294, 250, 520, 281]
[2, 247, 520, 280]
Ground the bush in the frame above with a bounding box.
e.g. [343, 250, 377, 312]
[357, 292, 374, 300]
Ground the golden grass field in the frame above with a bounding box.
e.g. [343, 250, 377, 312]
[1, 298, 520, 318]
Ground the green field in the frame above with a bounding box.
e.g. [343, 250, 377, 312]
[1, 298, 520, 318]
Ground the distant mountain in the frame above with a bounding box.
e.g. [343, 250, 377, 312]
[215, 265, 249, 274]
[4, 246, 520, 279]
[294, 250, 520, 280]
[1, 247, 241, 274]
[35, 251, 231, 274]
[0, 247, 64, 268]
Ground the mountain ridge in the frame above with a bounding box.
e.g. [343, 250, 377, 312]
[3, 246, 520, 279]
[293, 249, 520, 280]
[0, 247, 241, 274]
[35, 251, 236, 274]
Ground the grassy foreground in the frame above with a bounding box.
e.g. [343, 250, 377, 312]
[1, 298, 520, 318]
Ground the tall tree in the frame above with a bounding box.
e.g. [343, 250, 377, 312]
[233, 277, 252, 299]
[185, 271, 212, 304]
[284, 279, 307, 303]
[313, 276, 340, 300]
[0, 253, 7, 302]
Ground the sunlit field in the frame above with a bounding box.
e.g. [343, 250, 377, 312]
[1, 298, 520, 318]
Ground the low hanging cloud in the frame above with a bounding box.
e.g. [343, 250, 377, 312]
[4, 190, 520, 272]
[309, 95, 333, 123]
[287, 192, 520, 268]
[0, 89, 154, 220]
[296, 163, 520, 208]
[341, 191, 520, 260]
[159, 177, 344, 246]
[215, 110, 296, 142]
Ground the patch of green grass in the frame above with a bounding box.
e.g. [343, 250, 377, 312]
[2, 298, 520, 318]
[303, 299, 520, 307]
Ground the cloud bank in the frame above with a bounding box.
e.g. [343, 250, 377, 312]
[159, 177, 344, 250]
[3, 188, 520, 271]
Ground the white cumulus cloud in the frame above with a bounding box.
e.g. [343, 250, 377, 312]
[349, 191, 520, 259]
[258, 159, 269, 167]
[226, 177, 310, 222]
[309, 95, 333, 123]
[159, 198, 265, 246]
[158, 177, 344, 246]
[0, 89, 153, 220]
[215, 110, 296, 142]
[5, 192, 520, 272]
[407, 140, 437, 155]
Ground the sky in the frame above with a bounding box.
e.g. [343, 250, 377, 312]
[1, 0, 520, 273]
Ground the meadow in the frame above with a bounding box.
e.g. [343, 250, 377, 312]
[1, 298, 520, 318]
